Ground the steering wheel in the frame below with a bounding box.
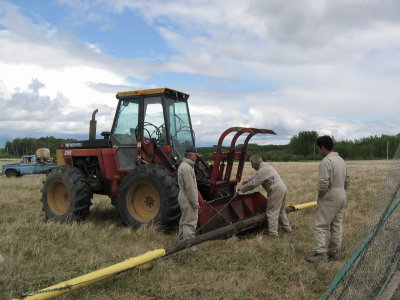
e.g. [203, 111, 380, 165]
[135, 122, 163, 144]
[174, 126, 196, 145]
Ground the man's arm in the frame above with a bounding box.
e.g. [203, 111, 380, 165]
[241, 179, 249, 185]
[317, 159, 331, 199]
[239, 168, 271, 193]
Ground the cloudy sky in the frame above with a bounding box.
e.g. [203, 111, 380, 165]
[0, 0, 399, 147]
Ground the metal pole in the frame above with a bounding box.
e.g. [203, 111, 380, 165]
[387, 141, 389, 160]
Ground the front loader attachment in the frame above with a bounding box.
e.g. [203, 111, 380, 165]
[197, 127, 276, 234]
[198, 191, 268, 234]
[210, 127, 276, 185]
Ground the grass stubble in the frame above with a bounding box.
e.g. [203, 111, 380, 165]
[0, 159, 389, 299]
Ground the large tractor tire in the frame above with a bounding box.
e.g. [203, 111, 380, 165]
[41, 166, 93, 223]
[116, 164, 180, 229]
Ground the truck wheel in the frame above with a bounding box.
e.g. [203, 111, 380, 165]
[41, 166, 93, 222]
[5, 170, 18, 177]
[117, 164, 180, 229]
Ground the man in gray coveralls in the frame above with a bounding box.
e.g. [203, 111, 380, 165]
[238, 154, 292, 238]
[306, 135, 350, 263]
[177, 146, 200, 241]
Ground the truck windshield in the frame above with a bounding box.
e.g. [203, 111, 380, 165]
[165, 98, 195, 158]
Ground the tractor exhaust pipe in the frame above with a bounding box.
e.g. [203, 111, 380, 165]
[89, 109, 98, 141]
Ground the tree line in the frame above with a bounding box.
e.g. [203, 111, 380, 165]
[0, 137, 77, 158]
[1, 132, 399, 161]
[198, 131, 400, 161]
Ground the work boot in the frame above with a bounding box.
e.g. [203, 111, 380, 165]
[327, 250, 339, 261]
[265, 232, 278, 238]
[305, 252, 328, 263]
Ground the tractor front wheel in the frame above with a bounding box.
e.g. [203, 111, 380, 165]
[41, 166, 93, 222]
[116, 164, 180, 229]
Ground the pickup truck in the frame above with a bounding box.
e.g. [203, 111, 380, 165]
[1, 155, 57, 177]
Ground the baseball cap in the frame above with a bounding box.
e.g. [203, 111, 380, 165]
[185, 146, 201, 156]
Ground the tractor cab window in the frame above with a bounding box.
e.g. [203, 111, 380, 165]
[143, 97, 167, 144]
[166, 99, 195, 158]
[112, 99, 139, 145]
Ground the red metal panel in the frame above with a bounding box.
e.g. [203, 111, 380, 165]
[230, 200, 245, 219]
[61, 147, 124, 198]
[100, 148, 125, 180]
[197, 191, 267, 232]
[65, 148, 123, 181]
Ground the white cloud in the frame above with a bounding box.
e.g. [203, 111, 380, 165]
[1, 0, 400, 147]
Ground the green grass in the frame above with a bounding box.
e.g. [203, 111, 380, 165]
[0, 160, 389, 299]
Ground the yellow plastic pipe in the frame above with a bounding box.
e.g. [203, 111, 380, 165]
[293, 201, 317, 211]
[15, 248, 165, 300]
[286, 201, 317, 213]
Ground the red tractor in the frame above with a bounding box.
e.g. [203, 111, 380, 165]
[41, 88, 276, 233]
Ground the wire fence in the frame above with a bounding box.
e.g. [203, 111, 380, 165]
[323, 144, 400, 299]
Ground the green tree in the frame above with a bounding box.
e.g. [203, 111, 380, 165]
[288, 131, 318, 158]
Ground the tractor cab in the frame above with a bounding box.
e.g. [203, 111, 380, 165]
[111, 88, 195, 160]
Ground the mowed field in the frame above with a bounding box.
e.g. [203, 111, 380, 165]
[0, 159, 390, 300]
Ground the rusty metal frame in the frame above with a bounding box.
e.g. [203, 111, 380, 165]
[210, 127, 276, 185]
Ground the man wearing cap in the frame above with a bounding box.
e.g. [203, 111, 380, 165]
[177, 146, 200, 241]
[238, 154, 291, 238]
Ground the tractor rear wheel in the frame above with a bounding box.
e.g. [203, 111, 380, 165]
[41, 166, 93, 222]
[116, 164, 180, 229]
